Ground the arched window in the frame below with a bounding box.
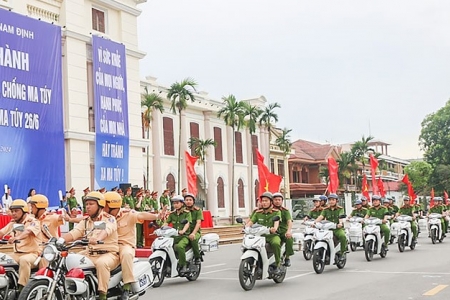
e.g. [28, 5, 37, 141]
[217, 177, 225, 208]
[238, 179, 245, 208]
[166, 173, 175, 192]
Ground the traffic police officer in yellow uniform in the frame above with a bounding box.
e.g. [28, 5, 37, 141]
[163, 195, 192, 274]
[58, 191, 119, 300]
[0, 199, 41, 291]
[184, 193, 204, 264]
[245, 192, 282, 274]
[272, 192, 294, 267]
[315, 193, 348, 256]
[103, 191, 160, 300]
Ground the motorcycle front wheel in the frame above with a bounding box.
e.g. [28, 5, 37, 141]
[303, 240, 313, 260]
[312, 249, 325, 274]
[431, 228, 437, 244]
[273, 265, 286, 284]
[350, 242, 357, 252]
[239, 257, 256, 291]
[380, 243, 387, 258]
[18, 279, 63, 300]
[149, 257, 166, 288]
[364, 240, 374, 261]
[398, 235, 405, 252]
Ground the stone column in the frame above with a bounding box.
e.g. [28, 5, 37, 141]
[152, 109, 162, 191]
[203, 111, 217, 215]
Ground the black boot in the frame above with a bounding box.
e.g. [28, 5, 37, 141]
[121, 290, 130, 300]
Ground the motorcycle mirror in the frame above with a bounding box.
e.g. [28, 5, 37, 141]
[93, 221, 106, 230]
[180, 219, 189, 225]
[12, 224, 25, 232]
[272, 216, 280, 222]
[236, 218, 243, 224]
[338, 214, 347, 219]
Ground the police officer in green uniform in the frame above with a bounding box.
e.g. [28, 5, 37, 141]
[246, 192, 282, 274]
[67, 187, 78, 230]
[319, 195, 328, 209]
[140, 190, 153, 212]
[315, 193, 348, 256]
[81, 187, 90, 214]
[160, 189, 170, 210]
[350, 199, 368, 218]
[361, 196, 371, 209]
[428, 196, 447, 237]
[122, 188, 135, 209]
[163, 195, 192, 274]
[184, 193, 204, 264]
[134, 191, 144, 248]
[396, 196, 417, 241]
[272, 192, 294, 267]
[388, 196, 399, 215]
[365, 195, 390, 248]
[308, 196, 326, 219]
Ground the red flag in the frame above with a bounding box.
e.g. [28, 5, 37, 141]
[377, 177, 386, 197]
[256, 150, 282, 195]
[327, 157, 339, 194]
[361, 174, 370, 200]
[369, 154, 378, 195]
[444, 191, 448, 205]
[401, 174, 415, 201]
[185, 151, 198, 196]
[430, 188, 435, 207]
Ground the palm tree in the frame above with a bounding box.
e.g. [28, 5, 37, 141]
[275, 128, 293, 198]
[141, 87, 164, 189]
[242, 102, 263, 203]
[166, 78, 198, 194]
[188, 137, 217, 203]
[259, 102, 281, 144]
[336, 151, 357, 189]
[351, 135, 374, 167]
[217, 95, 245, 224]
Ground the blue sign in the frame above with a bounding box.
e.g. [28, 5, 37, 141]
[0, 9, 65, 206]
[92, 36, 129, 190]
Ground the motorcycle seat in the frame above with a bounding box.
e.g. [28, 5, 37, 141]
[110, 265, 122, 276]
[31, 267, 39, 273]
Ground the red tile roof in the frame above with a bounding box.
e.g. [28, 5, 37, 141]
[290, 139, 337, 161]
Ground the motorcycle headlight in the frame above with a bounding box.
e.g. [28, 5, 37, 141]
[43, 245, 57, 262]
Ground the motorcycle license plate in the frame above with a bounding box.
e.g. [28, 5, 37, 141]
[138, 275, 148, 287]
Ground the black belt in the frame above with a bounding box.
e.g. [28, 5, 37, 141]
[88, 250, 117, 255]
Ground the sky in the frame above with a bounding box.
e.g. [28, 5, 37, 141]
[137, 0, 450, 159]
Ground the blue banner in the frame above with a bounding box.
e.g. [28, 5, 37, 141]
[0, 9, 65, 206]
[92, 36, 129, 190]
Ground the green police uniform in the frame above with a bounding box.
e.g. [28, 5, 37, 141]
[251, 207, 282, 266]
[67, 196, 78, 230]
[320, 205, 347, 253]
[429, 204, 447, 234]
[123, 195, 135, 209]
[166, 209, 192, 267]
[366, 205, 391, 245]
[350, 207, 368, 218]
[81, 195, 87, 214]
[309, 207, 323, 219]
[277, 207, 294, 258]
[160, 195, 170, 210]
[391, 205, 399, 214]
[187, 206, 204, 259]
[398, 205, 418, 240]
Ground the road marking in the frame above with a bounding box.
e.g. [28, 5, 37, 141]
[285, 272, 315, 281]
[423, 285, 448, 296]
[202, 268, 232, 274]
[203, 263, 226, 268]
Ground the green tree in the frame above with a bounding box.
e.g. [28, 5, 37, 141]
[336, 151, 357, 188]
[419, 100, 450, 166]
[403, 160, 432, 195]
[166, 78, 197, 194]
[187, 137, 217, 203]
[259, 102, 281, 144]
[217, 95, 245, 224]
[428, 164, 450, 194]
[275, 128, 293, 198]
[351, 135, 374, 167]
[141, 87, 164, 189]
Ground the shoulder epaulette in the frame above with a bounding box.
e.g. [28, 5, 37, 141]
[272, 208, 279, 212]
[279, 206, 288, 211]
[193, 206, 200, 211]
[256, 209, 264, 213]
[336, 205, 343, 209]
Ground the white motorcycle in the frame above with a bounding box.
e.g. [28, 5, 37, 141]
[428, 213, 444, 244]
[348, 217, 364, 252]
[312, 217, 347, 274]
[148, 223, 206, 288]
[396, 215, 416, 252]
[20, 222, 153, 300]
[363, 217, 388, 261]
[237, 217, 288, 291]
[302, 219, 316, 260]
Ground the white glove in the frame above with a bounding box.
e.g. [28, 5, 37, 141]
[56, 237, 65, 246]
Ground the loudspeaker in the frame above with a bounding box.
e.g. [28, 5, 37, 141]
[119, 183, 131, 192]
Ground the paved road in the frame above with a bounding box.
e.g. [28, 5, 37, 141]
[140, 231, 450, 300]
